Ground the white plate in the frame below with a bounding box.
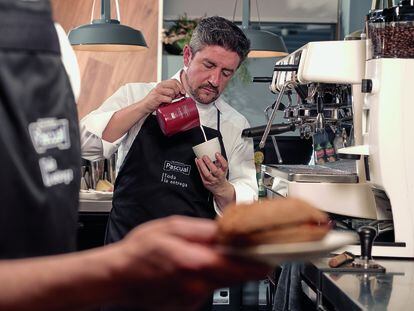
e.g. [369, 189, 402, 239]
[225, 231, 357, 265]
[79, 189, 113, 201]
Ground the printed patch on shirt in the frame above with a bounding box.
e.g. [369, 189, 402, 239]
[28, 118, 71, 154]
[39, 156, 74, 187]
[163, 160, 191, 176]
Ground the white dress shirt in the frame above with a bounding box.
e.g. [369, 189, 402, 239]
[54, 23, 81, 102]
[80, 71, 258, 211]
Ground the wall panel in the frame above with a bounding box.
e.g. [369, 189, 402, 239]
[51, 0, 159, 118]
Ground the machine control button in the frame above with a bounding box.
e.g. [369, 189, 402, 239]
[361, 79, 373, 93]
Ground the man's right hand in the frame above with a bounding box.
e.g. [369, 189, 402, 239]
[101, 79, 186, 143]
[141, 79, 186, 114]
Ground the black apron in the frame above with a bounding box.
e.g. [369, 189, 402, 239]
[105, 110, 227, 244]
[0, 0, 81, 259]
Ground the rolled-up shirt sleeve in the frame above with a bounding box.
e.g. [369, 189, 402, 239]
[80, 111, 126, 160]
[228, 135, 258, 204]
[80, 86, 129, 161]
[214, 117, 258, 215]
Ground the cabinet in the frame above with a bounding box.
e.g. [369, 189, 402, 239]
[77, 212, 109, 250]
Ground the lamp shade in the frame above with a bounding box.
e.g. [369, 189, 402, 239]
[241, 0, 288, 58]
[243, 28, 288, 58]
[69, 20, 147, 52]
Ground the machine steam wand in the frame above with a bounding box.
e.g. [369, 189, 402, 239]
[263, 91, 295, 163]
[264, 105, 283, 163]
[259, 81, 297, 152]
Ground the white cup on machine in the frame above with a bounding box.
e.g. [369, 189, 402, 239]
[192, 137, 221, 161]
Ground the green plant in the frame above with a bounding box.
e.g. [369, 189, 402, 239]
[234, 60, 251, 84]
[223, 59, 252, 100]
[163, 14, 252, 87]
[163, 14, 200, 55]
[224, 59, 252, 94]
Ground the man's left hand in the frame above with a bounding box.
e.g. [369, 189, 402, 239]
[195, 153, 235, 208]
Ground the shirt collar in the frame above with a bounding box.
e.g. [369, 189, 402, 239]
[171, 69, 223, 114]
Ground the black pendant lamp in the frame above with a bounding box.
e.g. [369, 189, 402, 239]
[68, 0, 147, 52]
[241, 0, 287, 58]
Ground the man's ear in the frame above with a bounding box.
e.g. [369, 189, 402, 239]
[183, 45, 192, 67]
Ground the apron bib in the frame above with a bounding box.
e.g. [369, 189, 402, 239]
[106, 110, 227, 243]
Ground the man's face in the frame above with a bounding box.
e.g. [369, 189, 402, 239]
[182, 45, 240, 104]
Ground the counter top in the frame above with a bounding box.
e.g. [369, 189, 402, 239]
[78, 199, 112, 213]
[302, 258, 414, 310]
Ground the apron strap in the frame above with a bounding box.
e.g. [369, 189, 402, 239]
[214, 105, 230, 180]
[216, 105, 221, 132]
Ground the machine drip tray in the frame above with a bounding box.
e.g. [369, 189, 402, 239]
[265, 162, 358, 183]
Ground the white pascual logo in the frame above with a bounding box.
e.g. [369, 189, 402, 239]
[29, 118, 71, 154]
[39, 157, 74, 187]
[163, 161, 191, 175]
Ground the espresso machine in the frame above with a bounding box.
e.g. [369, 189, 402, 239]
[339, 0, 414, 257]
[244, 0, 414, 258]
[244, 39, 379, 221]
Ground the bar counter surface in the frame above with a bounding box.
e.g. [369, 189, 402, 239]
[301, 258, 414, 310]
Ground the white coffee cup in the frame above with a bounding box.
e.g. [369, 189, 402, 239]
[192, 137, 221, 161]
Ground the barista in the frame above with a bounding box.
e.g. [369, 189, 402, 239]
[80, 16, 258, 244]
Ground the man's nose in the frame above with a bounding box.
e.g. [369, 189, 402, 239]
[209, 69, 221, 87]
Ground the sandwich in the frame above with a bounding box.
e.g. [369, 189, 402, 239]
[216, 198, 330, 247]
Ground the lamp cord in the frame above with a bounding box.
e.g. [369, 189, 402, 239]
[232, 0, 238, 22]
[115, 0, 121, 22]
[255, 0, 261, 28]
[91, 0, 121, 22]
[90, 0, 96, 23]
[234, 0, 261, 27]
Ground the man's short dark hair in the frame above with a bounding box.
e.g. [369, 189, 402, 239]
[189, 16, 250, 65]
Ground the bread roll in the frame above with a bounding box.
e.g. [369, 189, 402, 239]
[217, 198, 330, 247]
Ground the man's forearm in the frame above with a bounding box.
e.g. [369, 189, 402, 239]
[102, 78, 185, 143]
[213, 182, 236, 210]
[0, 246, 123, 311]
[102, 101, 148, 143]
